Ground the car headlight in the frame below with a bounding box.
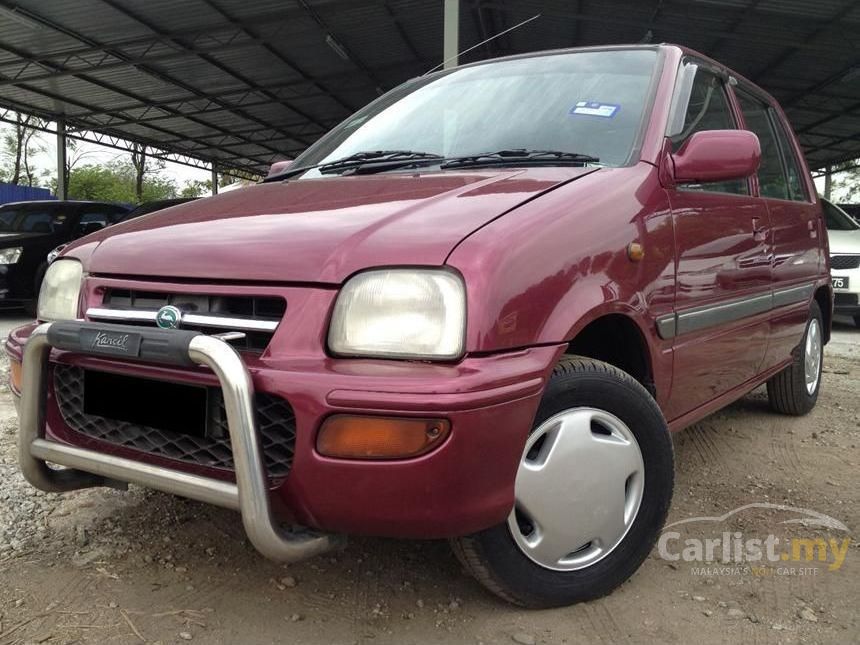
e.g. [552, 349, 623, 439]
[328, 269, 466, 360]
[0, 247, 23, 264]
[47, 244, 66, 264]
[37, 259, 83, 321]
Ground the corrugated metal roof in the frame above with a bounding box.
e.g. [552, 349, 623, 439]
[0, 0, 857, 175]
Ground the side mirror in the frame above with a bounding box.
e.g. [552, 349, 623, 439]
[672, 130, 761, 184]
[268, 159, 294, 177]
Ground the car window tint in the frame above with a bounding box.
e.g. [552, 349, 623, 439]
[770, 116, 808, 201]
[0, 207, 68, 233]
[79, 211, 109, 227]
[823, 200, 859, 231]
[736, 91, 789, 200]
[671, 67, 748, 195]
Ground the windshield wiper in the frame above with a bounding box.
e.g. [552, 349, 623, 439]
[263, 150, 444, 181]
[440, 149, 599, 170]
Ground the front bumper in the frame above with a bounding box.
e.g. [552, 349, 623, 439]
[832, 267, 860, 314]
[8, 320, 559, 545]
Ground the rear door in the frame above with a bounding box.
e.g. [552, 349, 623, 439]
[733, 89, 821, 370]
[662, 63, 772, 421]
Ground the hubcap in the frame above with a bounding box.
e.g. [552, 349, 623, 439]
[507, 408, 645, 571]
[804, 318, 822, 395]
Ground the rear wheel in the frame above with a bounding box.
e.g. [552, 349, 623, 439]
[766, 301, 823, 415]
[854, 315, 860, 329]
[451, 357, 674, 608]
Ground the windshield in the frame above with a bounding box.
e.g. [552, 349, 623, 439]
[293, 49, 659, 176]
[0, 205, 70, 234]
[823, 200, 860, 231]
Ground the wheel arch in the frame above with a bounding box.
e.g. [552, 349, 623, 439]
[564, 310, 657, 398]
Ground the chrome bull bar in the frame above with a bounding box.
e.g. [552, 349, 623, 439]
[18, 321, 343, 563]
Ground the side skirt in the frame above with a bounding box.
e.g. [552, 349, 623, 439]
[667, 357, 792, 432]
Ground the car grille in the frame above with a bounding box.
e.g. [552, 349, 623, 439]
[53, 365, 296, 480]
[831, 255, 860, 270]
[87, 290, 286, 353]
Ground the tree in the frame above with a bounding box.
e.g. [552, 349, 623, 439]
[180, 179, 212, 198]
[60, 159, 177, 203]
[0, 114, 46, 186]
[129, 143, 168, 202]
[828, 160, 860, 202]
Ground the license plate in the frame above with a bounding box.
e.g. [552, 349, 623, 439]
[832, 276, 850, 291]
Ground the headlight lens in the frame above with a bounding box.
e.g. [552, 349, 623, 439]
[0, 247, 23, 264]
[328, 269, 466, 359]
[47, 244, 66, 264]
[37, 259, 83, 321]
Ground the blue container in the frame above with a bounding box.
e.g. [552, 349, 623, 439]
[0, 183, 55, 205]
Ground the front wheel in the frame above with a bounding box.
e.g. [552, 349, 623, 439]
[451, 357, 674, 608]
[766, 301, 823, 415]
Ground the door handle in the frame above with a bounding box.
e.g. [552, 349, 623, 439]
[751, 217, 767, 242]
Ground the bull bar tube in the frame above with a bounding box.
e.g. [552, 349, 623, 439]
[17, 321, 344, 563]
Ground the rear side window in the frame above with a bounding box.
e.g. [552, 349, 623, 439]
[669, 66, 748, 195]
[736, 91, 792, 201]
[771, 117, 809, 201]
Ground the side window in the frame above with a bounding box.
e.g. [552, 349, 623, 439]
[670, 66, 748, 195]
[736, 91, 790, 201]
[78, 211, 109, 227]
[771, 117, 809, 201]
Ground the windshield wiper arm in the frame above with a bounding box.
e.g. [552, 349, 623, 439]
[440, 149, 599, 170]
[264, 150, 444, 182]
[318, 150, 444, 175]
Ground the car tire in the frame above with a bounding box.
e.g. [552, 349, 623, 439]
[854, 315, 860, 329]
[766, 301, 823, 416]
[450, 356, 674, 608]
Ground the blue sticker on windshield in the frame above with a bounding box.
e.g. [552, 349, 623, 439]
[570, 101, 620, 118]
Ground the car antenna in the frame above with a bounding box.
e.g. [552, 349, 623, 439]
[424, 13, 542, 75]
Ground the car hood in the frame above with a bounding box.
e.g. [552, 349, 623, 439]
[827, 228, 860, 254]
[78, 168, 597, 283]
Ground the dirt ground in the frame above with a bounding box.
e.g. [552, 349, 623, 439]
[0, 313, 857, 645]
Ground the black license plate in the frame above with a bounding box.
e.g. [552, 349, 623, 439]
[832, 276, 850, 290]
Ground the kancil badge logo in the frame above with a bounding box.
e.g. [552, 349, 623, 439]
[658, 503, 851, 576]
[156, 305, 183, 330]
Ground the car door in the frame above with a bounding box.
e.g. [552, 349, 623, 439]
[662, 63, 773, 421]
[733, 90, 821, 370]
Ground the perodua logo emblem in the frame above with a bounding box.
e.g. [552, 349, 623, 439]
[156, 305, 182, 330]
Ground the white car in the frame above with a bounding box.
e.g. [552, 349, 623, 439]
[823, 199, 860, 327]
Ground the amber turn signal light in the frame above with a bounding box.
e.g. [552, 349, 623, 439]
[9, 359, 22, 394]
[317, 415, 450, 460]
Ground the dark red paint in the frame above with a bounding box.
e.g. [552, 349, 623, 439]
[6, 45, 832, 538]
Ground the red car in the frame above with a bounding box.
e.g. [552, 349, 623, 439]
[7, 44, 831, 608]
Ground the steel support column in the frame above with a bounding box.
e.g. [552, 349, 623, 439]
[56, 117, 67, 200]
[443, 0, 460, 69]
[212, 164, 219, 195]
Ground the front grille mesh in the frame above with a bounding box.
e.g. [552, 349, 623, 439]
[831, 255, 860, 270]
[53, 365, 296, 479]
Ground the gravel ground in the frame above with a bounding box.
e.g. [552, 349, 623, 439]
[0, 313, 857, 645]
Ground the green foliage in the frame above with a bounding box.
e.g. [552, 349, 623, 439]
[179, 179, 212, 198]
[62, 159, 177, 204]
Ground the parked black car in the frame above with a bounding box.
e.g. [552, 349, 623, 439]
[0, 200, 130, 312]
[46, 198, 199, 265]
